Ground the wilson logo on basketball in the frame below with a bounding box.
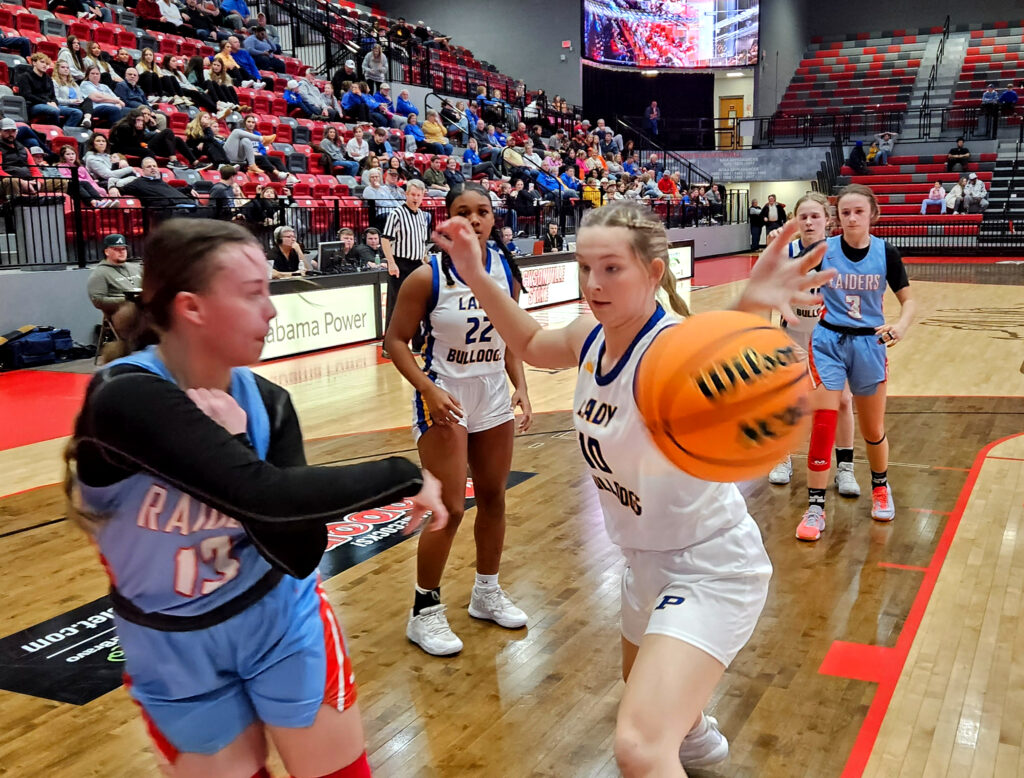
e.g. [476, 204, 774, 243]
[738, 400, 808, 448]
[695, 345, 799, 401]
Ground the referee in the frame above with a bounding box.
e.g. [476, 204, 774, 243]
[382, 179, 430, 356]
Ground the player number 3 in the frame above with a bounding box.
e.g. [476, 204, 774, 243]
[844, 294, 863, 320]
[174, 536, 241, 598]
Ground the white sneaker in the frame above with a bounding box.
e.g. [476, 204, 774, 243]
[406, 604, 463, 656]
[835, 462, 861, 497]
[871, 484, 896, 522]
[468, 585, 528, 628]
[768, 456, 793, 485]
[679, 713, 729, 768]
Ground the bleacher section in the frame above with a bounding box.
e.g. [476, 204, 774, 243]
[776, 35, 930, 116]
[952, 21, 1024, 120]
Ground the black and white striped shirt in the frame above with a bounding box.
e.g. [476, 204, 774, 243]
[383, 204, 430, 262]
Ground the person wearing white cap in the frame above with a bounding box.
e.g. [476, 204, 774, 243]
[283, 78, 318, 119]
[373, 83, 406, 128]
[963, 172, 989, 213]
[361, 43, 388, 95]
[331, 59, 359, 96]
[296, 67, 337, 119]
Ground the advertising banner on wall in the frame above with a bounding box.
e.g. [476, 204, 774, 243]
[261, 285, 377, 360]
[519, 259, 581, 310]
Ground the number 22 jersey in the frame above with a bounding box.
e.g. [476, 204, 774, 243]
[573, 306, 749, 552]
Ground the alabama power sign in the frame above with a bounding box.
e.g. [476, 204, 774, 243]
[0, 474, 533, 705]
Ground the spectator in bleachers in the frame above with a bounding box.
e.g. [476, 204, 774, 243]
[186, 0, 226, 40]
[110, 109, 203, 168]
[87, 233, 141, 316]
[506, 176, 539, 216]
[84, 42, 124, 88]
[243, 27, 286, 73]
[421, 154, 449, 197]
[443, 155, 466, 191]
[396, 89, 418, 119]
[439, 99, 465, 144]
[920, 180, 947, 214]
[252, 13, 281, 52]
[226, 113, 287, 178]
[137, 49, 174, 101]
[185, 111, 232, 166]
[999, 83, 1019, 115]
[873, 131, 898, 166]
[345, 125, 369, 164]
[318, 126, 356, 176]
[462, 137, 501, 179]
[403, 112, 428, 150]
[500, 225, 522, 255]
[78, 66, 131, 125]
[761, 194, 786, 234]
[386, 153, 417, 184]
[114, 68, 157, 117]
[606, 152, 625, 179]
[227, 35, 274, 90]
[658, 170, 681, 200]
[110, 48, 136, 80]
[49, 0, 109, 23]
[134, 0, 174, 34]
[241, 185, 284, 227]
[299, 69, 338, 120]
[847, 140, 870, 175]
[359, 153, 381, 185]
[84, 133, 138, 194]
[421, 110, 453, 155]
[201, 58, 241, 108]
[283, 79, 316, 119]
[946, 137, 970, 172]
[18, 54, 84, 127]
[57, 36, 88, 82]
[55, 141, 111, 204]
[362, 169, 402, 219]
[542, 221, 564, 252]
[559, 165, 581, 194]
[371, 84, 405, 129]
[341, 82, 370, 123]
[0, 118, 44, 196]
[330, 59, 358, 98]
[208, 164, 241, 218]
[509, 122, 530, 149]
[163, 56, 219, 113]
[945, 176, 968, 214]
[362, 44, 388, 95]
[367, 127, 394, 159]
[0, 33, 31, 59]
[220, 0, 254, 29]
[157, 0, 200, 38]
[53, 61, 93, 129]
[119, 156, 199, 207]
[389, 17, 412, 49]
[321, 83, 344, 119]
[963, 172, 989, 213]
[981, 83, 999, 136]
[487, 123, 507, 148]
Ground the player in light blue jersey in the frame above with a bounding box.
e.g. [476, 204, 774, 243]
[797, 184, 916, 541]
[66, 219, 446, 778]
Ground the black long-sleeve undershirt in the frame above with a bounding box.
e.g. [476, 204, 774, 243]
[75, 365, 423, 577]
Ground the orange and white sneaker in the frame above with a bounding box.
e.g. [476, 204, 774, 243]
[796, 506, 826, 541]
[871, 484, 895, 522]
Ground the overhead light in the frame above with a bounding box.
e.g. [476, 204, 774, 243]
[726, 71, 745, 78]
[642, 69, 659, 76]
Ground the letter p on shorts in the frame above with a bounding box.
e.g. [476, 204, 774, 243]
[655, 595, 685, 610]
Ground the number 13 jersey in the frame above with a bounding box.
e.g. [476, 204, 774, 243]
[423, 245, 516, 380]
[573, 306, 749, 552]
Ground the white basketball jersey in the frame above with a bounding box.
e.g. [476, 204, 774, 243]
[788, 238, 823, 334]
[423, 245, 515, 380]
[573, 306, 750, 552]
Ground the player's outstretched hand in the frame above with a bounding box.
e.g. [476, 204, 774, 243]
[404, 469, 449, 535]
[186, 388, 247, 436]
[737, 220, 837, 326]
[432, 217, 485, 283]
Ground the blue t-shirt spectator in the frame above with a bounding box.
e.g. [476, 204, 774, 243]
[396, 95, 418, 117]
[463, 147, 481, 164]
[221, 0, 250, 19]
[231, 47, 262, 80]
[999, 87, 1019, 105]
[341, 90, 364, 113]
[405, 122, 425, 142]
[536, 171, 561, 194]
[560, 172, 581, 192]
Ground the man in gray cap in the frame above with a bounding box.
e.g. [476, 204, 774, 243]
[87, 234, 143, 317]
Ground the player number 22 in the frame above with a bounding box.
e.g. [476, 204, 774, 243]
[174, 536, 240, 598]
[844, 294, 863, 320]
[465, 316, 494, 345]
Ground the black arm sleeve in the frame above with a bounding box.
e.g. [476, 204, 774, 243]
[884, 241, 910, 293]
[76, 367, 422, 524]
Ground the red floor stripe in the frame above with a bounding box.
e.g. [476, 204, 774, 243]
[986, 455, 1024, 462]
[837, 431, 1024, 777]
[0, 370, 91, 451]
[903, 256, 1019, 264]
[877, 561, 928, 572]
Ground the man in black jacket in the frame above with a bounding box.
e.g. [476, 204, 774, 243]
[121, 157, 199, 208]
[760, 194, 786, 236]
[17, 53, 83, 127]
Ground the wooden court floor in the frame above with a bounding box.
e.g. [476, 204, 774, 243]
[1, 262, 1023, 777]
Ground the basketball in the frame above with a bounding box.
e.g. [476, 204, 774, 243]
[635, 311, 811, 482]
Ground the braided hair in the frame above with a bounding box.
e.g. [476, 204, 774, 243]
[438, 183, 523, 290]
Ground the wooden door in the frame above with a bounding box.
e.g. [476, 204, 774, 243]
[718, 96, 744, 149]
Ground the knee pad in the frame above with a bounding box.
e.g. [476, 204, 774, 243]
[807, 409, 838, 472]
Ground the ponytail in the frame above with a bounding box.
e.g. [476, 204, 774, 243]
[99, 300, 159, 364]
[658, 265, 689, 318]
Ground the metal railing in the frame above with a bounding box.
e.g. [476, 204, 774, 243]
[614, 116, 714, 188]
[813, 136, 844, 195]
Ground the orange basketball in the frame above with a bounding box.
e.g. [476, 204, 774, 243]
[635, 310, 811, 482]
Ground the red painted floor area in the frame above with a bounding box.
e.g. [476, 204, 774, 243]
[694, 253, 757, 287]
[0, 370, 91, 451]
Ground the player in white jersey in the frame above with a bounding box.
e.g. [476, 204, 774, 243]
[766, 192, 861, 498]
[385, 183, 533, 657]
[433, 202, 834, 776]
